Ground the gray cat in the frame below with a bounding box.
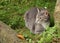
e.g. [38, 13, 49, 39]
[24, 7, 50, 34]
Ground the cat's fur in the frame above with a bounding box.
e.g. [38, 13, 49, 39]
[24, 7, 50, 34]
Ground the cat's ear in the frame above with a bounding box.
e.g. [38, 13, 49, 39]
[37, 8, 40, 13]
[24, 11, 29, 20]
[45, 11, 49, 16]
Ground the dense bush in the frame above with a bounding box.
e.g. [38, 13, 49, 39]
[0, 0, 56, 29]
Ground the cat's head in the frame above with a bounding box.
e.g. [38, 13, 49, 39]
[35, 8, 50, 24]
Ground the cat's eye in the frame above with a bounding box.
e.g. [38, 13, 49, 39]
[40, 17, 41, 19]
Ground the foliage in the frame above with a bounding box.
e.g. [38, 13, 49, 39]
[17, 23, 59, 43]
[0, 0, 59, 43]
[38, 24, 57, 43]
[0, 0, 56, 29]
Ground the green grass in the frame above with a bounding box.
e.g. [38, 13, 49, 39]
[0, 0, 59, 43]
[0, 0, 56, 29]
[16, 22, 59, 43]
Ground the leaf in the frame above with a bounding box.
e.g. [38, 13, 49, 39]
[17, 34, 25, 40]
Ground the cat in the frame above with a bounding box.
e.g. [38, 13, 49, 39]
[24, 7, 50, 34]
